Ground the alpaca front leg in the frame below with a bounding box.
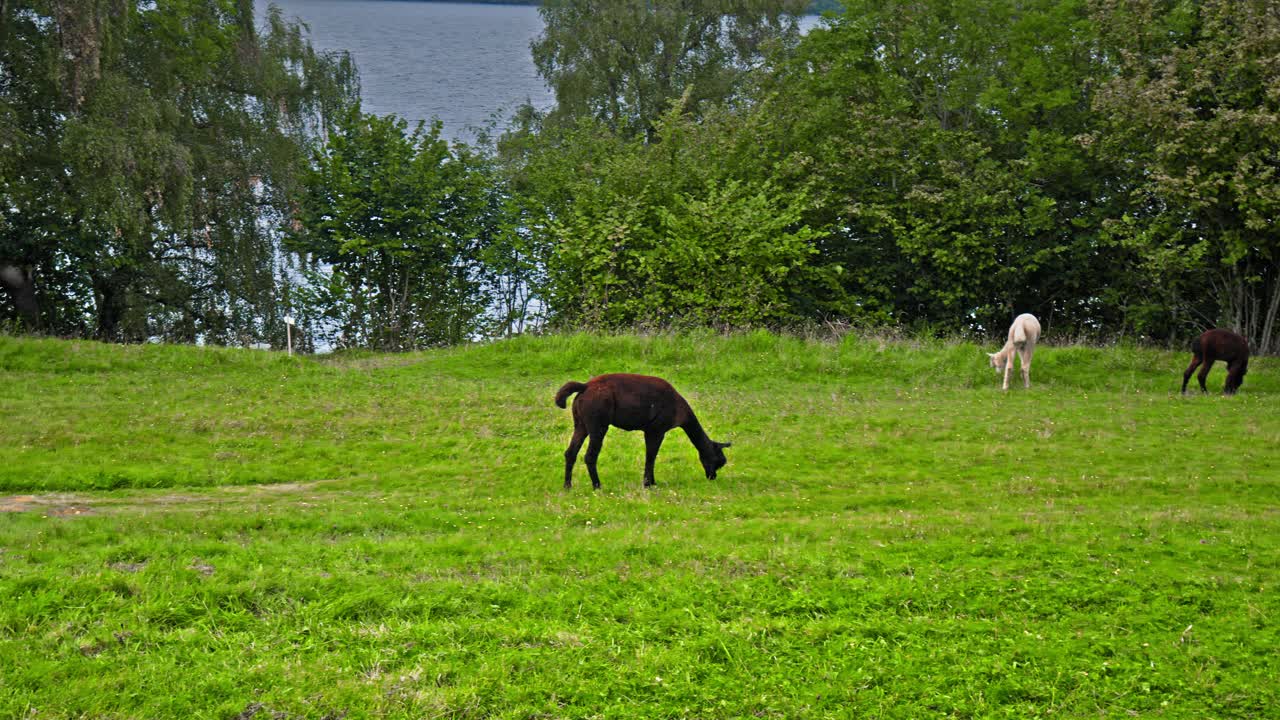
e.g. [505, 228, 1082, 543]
[1225, 359, 1246, 395]
[1002, 359, 1012, 391]
[643, 430, 665, 487]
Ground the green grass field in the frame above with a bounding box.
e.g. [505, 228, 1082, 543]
[1, 332, 1277, 719]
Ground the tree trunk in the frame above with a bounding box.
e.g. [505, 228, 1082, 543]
[0, 264, 42, 331]
[1221, 262, 1280, 355]
[1260, 266, 1280, 355]
[93, 273, 129, 341]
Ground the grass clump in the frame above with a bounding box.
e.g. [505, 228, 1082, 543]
[0, 331, 1277, 718]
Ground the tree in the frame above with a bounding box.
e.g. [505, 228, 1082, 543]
[531, 0, 808, 139]
[288, 108, 496, 350]
[503, 100, 824, 329]
[724, 0, 1135, 334]
[0, 1, 357, 341]
[1093, 0, 1280, 352]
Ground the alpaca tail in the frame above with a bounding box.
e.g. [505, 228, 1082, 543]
[555, 381, 588, 408]
[1012, 322, 1028, 346]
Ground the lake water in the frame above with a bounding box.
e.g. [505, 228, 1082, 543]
[264, 0, 553, 142]
[262, 1, 822, 144]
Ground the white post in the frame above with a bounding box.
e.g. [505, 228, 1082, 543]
[284, 315, 295, 356]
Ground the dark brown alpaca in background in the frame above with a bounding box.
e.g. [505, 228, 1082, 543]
[1182, 329, 1250, 395]
[555, 374, 730, 489]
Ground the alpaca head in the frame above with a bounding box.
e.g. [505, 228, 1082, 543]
[1226, 361, 1248, 394]
[702, 440, 732, 479]
[988, 352, 1006, 373]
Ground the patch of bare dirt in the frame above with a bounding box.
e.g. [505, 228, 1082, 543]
[0, 495, 36, 512]
[1, 481, 336, 517]
[1, 494, 94, 516]
[47, 505, 95, 517]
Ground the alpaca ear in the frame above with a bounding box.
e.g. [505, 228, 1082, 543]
[717, 441, 732, 449]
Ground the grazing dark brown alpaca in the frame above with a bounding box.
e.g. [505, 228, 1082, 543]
[555, 373, 731, 490]
[1182, 328, 1250, 395]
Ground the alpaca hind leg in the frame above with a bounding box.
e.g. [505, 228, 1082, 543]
[1020, 348, 1033, 388]
[1196, 357, 1215, 393]
[583, 427, 609, 490]
[563, 427, 588, 489]
[1181, 355, 1202, 394]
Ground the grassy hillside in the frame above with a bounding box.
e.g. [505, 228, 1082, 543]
[1, 332, 1277, 718]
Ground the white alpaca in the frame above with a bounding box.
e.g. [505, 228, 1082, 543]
[988, 313, 1041, 390]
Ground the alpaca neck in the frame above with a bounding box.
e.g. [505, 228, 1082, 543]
[680, 413, 716, 457]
